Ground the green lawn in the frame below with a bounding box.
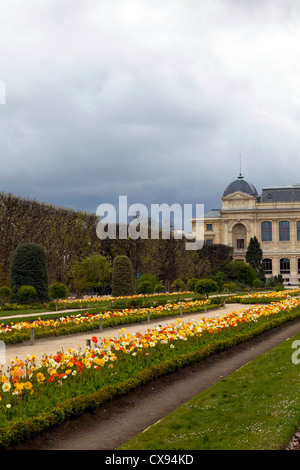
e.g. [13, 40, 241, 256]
[120, 331, 300, 450]
[0, 293, 195, 319]
[0, 293, 203, 327]
[0, 289, 260, 322]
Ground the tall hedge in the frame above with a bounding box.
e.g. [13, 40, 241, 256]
[111, 255, 135, 297]
[10, 243, 50, 302]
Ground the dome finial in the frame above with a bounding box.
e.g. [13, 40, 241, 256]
[238, 153, 243, 179]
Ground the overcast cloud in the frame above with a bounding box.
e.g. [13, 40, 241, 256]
[1, 0, 300, 223]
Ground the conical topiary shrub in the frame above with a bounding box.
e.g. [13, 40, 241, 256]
[10, 242, 50, 302]
[111, 255, 135, 297]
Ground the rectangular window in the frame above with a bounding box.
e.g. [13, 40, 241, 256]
[237, 239, 244, 249]
[263, 259, 272, 275]
[261, 221, 272, 242]
[297, 222, 300, 241]
[279, 221, 290, 241]
[205, 239, 213, 245]
[280, 258, 290, 274]
[206, 224, 213, 231]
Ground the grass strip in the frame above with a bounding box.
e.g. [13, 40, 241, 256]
[120, 329, 300, 450]
[0, 293, 198, 318]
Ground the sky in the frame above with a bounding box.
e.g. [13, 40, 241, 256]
[1, 0, 300, 226]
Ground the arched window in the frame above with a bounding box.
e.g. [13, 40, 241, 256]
[279, 221, 290, 241]
[262, 258, 272, 274]
[261, 221, 272, 241]
[280, 258, 290, 274]
[232, 223, 246, 250]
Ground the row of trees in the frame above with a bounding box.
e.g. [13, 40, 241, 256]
[67, 242, 236, 296]
[0, 192, 100, 286]
[99, 228, 235, 292]
[2, 234, 275, 304]
[109, 235, 278, 297]
[6, 243, 138, 303]
[0, 191, 273, 297]
[105, 235, 272, 298]
[69, 236, 270, 297]
[0, 191, 237, 291]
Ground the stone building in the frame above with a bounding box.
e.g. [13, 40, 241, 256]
[192, 172, 300, 285]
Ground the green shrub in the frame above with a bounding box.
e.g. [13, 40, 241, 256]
[112, 299, 129, 310]
[224, 260, 257, 287]
[1, 304, 15, 311]
[153, 283, 164, 293]
[267, 275, 284, 289]
[187, 278, 199, 291]
[0, 286, 12, 304]
[17, 285, 37, 304]
[172, 279, 186, 292]
[212, 271, 225, 291]
[136, 273, 160, 293]
[252, 279, 264, 289]
[195, 279, 218, 296]
[137, 280, 154, 295]
[128, 298, 144, 308]
[49, 282, 68, 300]
[223, 282, 236, 292]
[10, 243, 50, 302]
[111, 256, 135, 297]
[274, 284, 285, 291]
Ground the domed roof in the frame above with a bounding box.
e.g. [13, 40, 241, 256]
[223, 174, 258, 198]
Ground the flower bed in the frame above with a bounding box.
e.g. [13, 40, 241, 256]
[55, 291, 193, 305]
[1, 297, 300, 448]
[227, 289, 300, 304]
[0, 299, 212, 344]
[0, 291, 195, 313]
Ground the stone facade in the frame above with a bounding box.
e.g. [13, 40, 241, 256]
[192, 174, 300, 285]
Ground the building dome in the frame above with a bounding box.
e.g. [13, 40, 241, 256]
[223, 174, 258, 198]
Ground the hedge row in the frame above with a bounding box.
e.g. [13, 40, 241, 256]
[2, 306, 300, 449]
[226, 296, 289, 304]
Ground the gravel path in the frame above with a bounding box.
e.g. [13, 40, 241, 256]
[4, 303, 244, 364]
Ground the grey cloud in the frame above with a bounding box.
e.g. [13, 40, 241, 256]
[0, 0, 300, 219]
